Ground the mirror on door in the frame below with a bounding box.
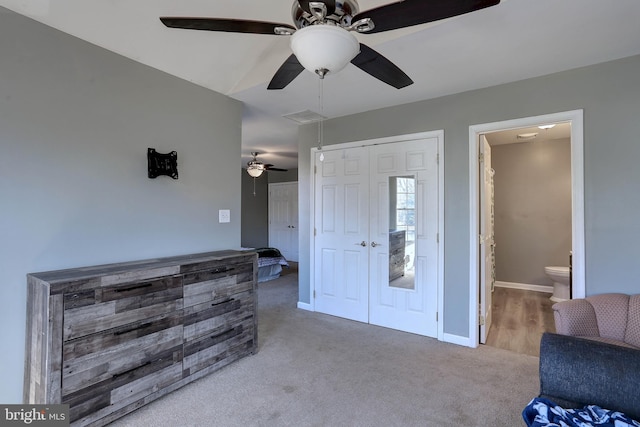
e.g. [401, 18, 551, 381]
[389, 176, 416, 290]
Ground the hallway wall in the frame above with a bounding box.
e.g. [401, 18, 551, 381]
[492, 138, 572, 285]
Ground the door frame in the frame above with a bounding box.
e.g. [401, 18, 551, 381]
[309, 130, 445, 340]
[468, 110, 585, 347]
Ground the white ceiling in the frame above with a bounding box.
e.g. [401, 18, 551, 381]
[3, 0, 640, 170]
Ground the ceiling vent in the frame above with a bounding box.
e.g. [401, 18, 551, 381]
[283, 110, 327, 124]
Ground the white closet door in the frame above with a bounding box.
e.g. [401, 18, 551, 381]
[314, 148, 370, 322]
[368, 138, 439, 337]
[269, 182, 298, 261]
[313, 137, 440, 337]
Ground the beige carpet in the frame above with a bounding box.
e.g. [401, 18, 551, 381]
[110, 272, 539, 426]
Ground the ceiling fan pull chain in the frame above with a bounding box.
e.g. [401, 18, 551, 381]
[318, 76, 325, 162]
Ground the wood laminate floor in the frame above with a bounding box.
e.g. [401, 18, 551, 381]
[485, 287, 556, 357]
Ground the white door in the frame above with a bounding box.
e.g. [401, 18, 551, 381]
[368, 139, 439, 336]
[314, 138, 440, 337]
[314, 148, 370, 323]
[480, 135, 494, 343]
[269, 182, 298, 261]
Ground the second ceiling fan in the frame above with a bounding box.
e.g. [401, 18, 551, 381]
[246, 152, 288, 178]
[160, 0, 500, 90]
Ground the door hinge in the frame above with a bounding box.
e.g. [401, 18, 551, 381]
[314, 165, 317, 174]
[436, 312, 438, 322]
[436, 153, 440, 165]
[436, 233, 439, 243]
[479, 152, 484, 163]
[313, 290, 316, 299]
[314, 228, 317, 236]
[479, 315, 485, 326]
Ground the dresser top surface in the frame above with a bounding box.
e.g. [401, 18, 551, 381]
[28, 250, 256, 284]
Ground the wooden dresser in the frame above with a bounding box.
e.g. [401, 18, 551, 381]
[389, 230, 406, 281]
[24, 250, 257, 427]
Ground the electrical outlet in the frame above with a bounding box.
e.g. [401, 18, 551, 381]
[218, 209, 230, 223]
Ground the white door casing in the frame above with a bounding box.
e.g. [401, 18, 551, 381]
[479, 136, 493, 344]
[469, 109, 585, 348]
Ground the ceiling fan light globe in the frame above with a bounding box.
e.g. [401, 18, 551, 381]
[247, 166, 264, 178]
[246, 162, 264, 178]
[290, 25, 360, 76]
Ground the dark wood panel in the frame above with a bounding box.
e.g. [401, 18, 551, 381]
[183, 323, 255, 377]
[182, 261, 253, 287]
[183, 290, 255, 342]
[66, 352, 183, 422]
[180, 254, 255, 275]
[63, 312, 183, 359]
[62, 325, 184, 396]
[64, 299, 183, 342]
[183, 276, 253, 308]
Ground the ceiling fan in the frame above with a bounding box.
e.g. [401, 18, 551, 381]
[246, 152, 288, 178]
[160, 0, 500, 90]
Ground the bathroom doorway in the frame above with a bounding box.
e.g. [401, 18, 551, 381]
[468, 110, 585, 353]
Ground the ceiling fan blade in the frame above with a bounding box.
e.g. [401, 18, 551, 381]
[298, 0, 336, 17]
[263, 163, 289, 172]
[267, 54, 305, 90]
[160, 17, 295, 35]
[351, 44, 413, 89]
[353, 0, 500, 34]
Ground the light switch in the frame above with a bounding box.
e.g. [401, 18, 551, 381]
[218, 209, 230, 223]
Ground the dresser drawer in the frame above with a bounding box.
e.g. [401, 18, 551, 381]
[62, 313, 183, 422]
[182, 262, 253, 308]
[63, 275, 183, 341]
[182, 288, 255, 376]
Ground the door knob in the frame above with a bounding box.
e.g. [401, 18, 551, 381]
[357, 241, 367, 247]
[371, 241, 380, 247]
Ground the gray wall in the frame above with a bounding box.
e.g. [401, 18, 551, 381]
[268, 169, 298, 184]
[241, 170, 269, 248]
[298, 54, 640, 339]
[0, 9, 242, 403]
[491, 139, 572, 285]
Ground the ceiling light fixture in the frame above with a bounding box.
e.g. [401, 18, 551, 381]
[246, 162, 264, 178]
[290, 25, 360, 79]
[290, 23, 360, 164]
[538, 124, 557, 130]
[246, 160, 264, 197]
[517, 132, 538, 140]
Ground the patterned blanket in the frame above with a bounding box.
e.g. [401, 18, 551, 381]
[255, 247, 289, 268]
[523, 398, 640, 427]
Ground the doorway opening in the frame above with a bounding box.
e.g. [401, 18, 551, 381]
[468, 110, 584, 350]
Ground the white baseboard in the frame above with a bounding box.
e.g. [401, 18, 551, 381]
[494, 281, 553, 294]
[297, 301, 313, 311]
[443, 333, 474, 348]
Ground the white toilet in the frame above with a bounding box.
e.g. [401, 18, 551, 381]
[545, 266, 571, 302]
